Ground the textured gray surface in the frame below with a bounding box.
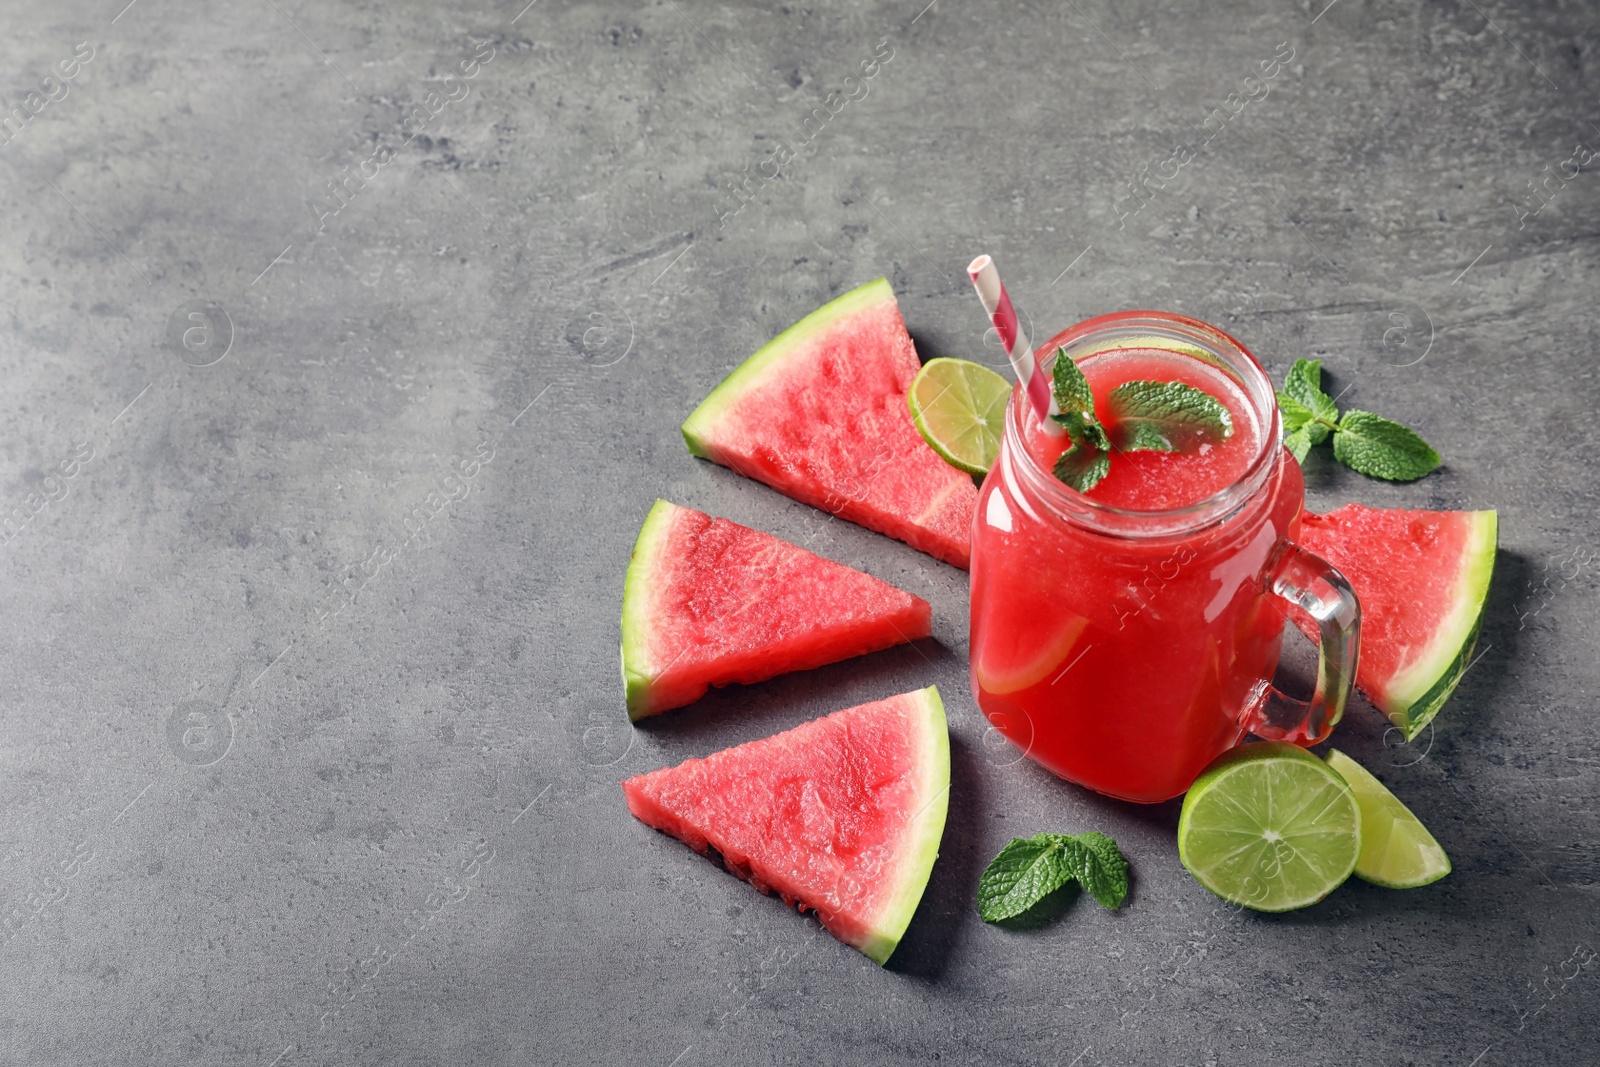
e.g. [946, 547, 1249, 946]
[1, 0, 1597, 1063]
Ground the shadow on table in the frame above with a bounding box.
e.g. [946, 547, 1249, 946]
[1302, 545, 1528, 772]
[1433, 546, 1529, 741]
[887, 733, 985, 981]
[1242, 871, 1460, 926]
[631, 637, 958, 753]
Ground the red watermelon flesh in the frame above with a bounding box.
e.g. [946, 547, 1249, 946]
[622, 686, 949, 964]
[1294, 504, 1497, 739]
[681, 278, 978, 569]
[621, 500, 933, 719]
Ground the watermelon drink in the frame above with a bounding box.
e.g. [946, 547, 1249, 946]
[968, 312, 1360, 803]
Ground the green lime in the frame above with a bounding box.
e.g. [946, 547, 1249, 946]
[1177, 742, 1360, 912]
[1324, 749, 1450, 889]
[907, 358, 1011, 476]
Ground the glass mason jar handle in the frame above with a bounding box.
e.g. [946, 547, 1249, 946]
[1245, 541, 1361, 745]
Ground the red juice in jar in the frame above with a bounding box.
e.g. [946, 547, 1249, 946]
[968, 312, 1358, 803]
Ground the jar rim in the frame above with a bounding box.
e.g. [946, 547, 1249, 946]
[1001, 310, 1282, 539]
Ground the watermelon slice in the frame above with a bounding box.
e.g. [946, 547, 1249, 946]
[1294, 504, 1498, 739]
[681, 279, 979, 569]
[621, 499, 933, 719]
[622, 686, 949, 964]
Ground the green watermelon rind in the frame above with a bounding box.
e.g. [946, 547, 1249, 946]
[620, 498, 679, 721]
[1378, 510, 1498, 741]
[681, 277, 895, 459]
[856, 684, 950, 965]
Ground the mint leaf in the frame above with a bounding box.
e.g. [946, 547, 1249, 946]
[1052, 408, 1110, 453]
[1070, 831, 1131, 908]
[1332, 410, 1441, 481]
[1283, 358, 1339, 425]
[1051, 347, 1094, 413]
[1108, 380, 1233, 452]
[977, 832, 1130, 922]
[976, 837, 1077, 922]
[1053, 445, 1110, 492]
[1283, 426, 1315, 463]
[1278, 392, 1314, 434]
[1118, 421, 1178, 453]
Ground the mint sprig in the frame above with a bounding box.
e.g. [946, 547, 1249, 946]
[976, 831, 1130, 923]
[1277, 358, 1440, 480]
[1048, 348, 1233, 493]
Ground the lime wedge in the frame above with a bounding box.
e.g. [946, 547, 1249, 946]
[1324, 749, 1451, 888]
[1178, 742, 1360, 912]
[907, 358, 1011, 476]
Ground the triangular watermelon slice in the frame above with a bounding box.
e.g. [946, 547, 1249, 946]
[621, 500, 933, 719]
[622, 686, 949, 964]
[1294, 504, 1498, 739]
[681, 279, 978, 569]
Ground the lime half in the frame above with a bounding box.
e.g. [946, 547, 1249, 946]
[1178, 742, 1361, 912]
[907, 358, 1011, 476]
[1324, 749, 1451, 889]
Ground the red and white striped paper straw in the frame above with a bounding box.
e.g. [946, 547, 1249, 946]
[966, 255, 1064, 435]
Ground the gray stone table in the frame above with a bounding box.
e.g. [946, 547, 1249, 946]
[2, 0, 1597, 1063]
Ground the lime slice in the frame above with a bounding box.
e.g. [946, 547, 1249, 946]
[1178, 742, 1360, 912]
[907, 358, 1011, 476]
[974, 615, 1090, 695]
[1324, 749, 1451, 888]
